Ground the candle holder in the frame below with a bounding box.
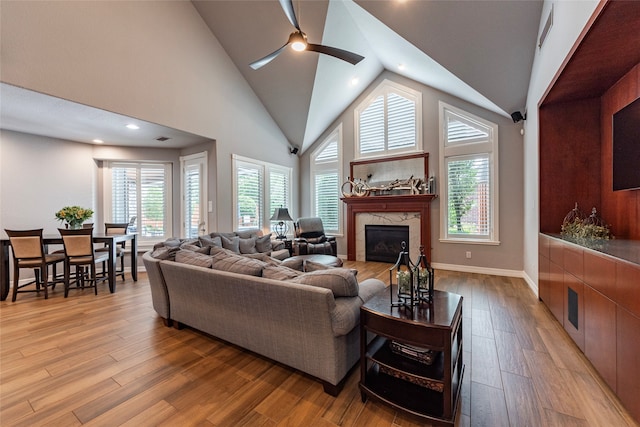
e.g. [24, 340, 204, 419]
[389, 242, 434, 309]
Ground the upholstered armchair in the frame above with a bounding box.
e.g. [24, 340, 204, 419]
[292, 217, 337, 256]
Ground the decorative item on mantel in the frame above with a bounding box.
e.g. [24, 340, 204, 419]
[389, 242, 434, 309]
[55, 206, 94, 229]
[342, 175, 424, 198]
[561, 202, 612, 241]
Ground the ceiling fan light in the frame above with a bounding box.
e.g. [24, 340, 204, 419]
[291, 41, 306, 51]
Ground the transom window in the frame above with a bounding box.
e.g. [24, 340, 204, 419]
[232, 155, 292, 232]
[310, 125, 342, 235]
[355, 79, 422, 159]
[439, 102, 499, 244]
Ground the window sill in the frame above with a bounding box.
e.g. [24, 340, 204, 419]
[439, 238, 500, 246]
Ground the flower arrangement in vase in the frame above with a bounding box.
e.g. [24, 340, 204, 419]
[55, 206, 94, 229]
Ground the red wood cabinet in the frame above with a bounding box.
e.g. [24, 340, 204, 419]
[584, 285, 616, 390]
[617, 306, 640, 422]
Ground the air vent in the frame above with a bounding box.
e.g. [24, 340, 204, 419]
[156, 136, 170, 142]
[538, 4, 553, 49]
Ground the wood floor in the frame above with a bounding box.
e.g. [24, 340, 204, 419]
[1, 261, 637, 427]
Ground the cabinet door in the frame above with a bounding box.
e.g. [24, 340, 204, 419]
[617, 306, 640, 422]
[616, 261, 640, 318]
[548, 261, 564, 323]
[563, 271, 584, 352]
[584, 250, 616, 301]
[584, 286, 616, 391]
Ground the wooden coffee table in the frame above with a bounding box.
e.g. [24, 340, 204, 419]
[359, 286, 464, 426]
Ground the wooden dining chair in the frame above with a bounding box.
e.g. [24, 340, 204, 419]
[58, 227, 109, 297]
[96, 222, 129, 281]
[4, 228, 65, 301]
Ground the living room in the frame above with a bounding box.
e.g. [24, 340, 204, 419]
[1, 1, 639, 426]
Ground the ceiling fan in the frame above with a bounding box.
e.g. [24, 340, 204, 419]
[250, 0, 365, 70]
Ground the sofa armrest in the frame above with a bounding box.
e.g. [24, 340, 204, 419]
[357, 278, 387, 304]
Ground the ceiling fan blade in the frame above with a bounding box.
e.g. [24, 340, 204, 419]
[279, 0, 300, 31]
[306, 44, 365, 65]
[250, 43, 289, 70]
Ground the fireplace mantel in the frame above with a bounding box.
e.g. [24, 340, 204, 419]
[341, 194, 436, 262]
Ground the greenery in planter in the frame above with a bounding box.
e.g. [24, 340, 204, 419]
[561, 205, 612, 240]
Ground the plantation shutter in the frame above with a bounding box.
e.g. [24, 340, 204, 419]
[387, 92, 416, 150]
[446, 155, 490, 236]
[315, 171, 339, 231]
[359, 95, 385, 154]
[111, 165, 137, 224]
[269, 168, 289, 218]
[140, 165, 167, 238]
[183, 162, 201, 238]
[236, 162, 263, 229]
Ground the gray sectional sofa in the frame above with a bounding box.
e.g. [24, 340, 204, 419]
[142, 244, 386, 395]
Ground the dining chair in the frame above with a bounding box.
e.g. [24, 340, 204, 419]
[96, 222, 129, 281]
[58, 227, 109, 297]
[4, 228, 65, 301]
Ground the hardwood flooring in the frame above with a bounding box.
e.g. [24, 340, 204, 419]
[1, 261, 637, 426]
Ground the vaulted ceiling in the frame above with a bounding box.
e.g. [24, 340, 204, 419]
[194, 0, 543, 152]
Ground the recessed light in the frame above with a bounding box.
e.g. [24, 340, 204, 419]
[126, 124, 140, 130]
[398, 63, 406, 71]
[93, 139, 104, 144]
[351, 77, 359, 86]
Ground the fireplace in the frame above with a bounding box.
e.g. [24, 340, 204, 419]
[365, 225, 409, 263]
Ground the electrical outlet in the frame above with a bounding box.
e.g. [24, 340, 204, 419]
[465, 251, 472, 259]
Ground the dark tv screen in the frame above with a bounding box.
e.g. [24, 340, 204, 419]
[613, 97, 640, 191]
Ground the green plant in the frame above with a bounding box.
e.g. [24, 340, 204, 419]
[55, 206, 94, 227]
[561, 218, 611, 240]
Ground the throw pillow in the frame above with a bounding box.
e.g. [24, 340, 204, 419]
[235, 228, 262, 239]
[175, 249, 213, 268]
[150, 246, 180, 261]
[262, 265, 303, 280]
[199, 234, 222, 248]
[239, 237, 258, 254]
[304, 260, 358, 276]
[290, 269, 359, 297]
[255, 234, 273, 253]
[180, 244, 210, 254]
[221, 235, 240, 253]
[210, 250, 266, 276]
[243, 252, 282, 266]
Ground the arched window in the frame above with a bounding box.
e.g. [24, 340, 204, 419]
[355, 80, 422, 158]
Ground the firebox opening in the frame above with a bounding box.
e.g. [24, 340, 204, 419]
[365, 225, 409, 263]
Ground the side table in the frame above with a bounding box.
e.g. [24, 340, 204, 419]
[359, 286, 464, 425]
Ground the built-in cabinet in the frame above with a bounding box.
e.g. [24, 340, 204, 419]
[539, 233, 640, 421]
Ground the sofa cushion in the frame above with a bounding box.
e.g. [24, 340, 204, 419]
[150, 245, 180, 261]
[239, 237, 258, 254]
[255, 234, 273, 253]
[180, 244, 211, 254]
[175, 249, 213, 268]
[199, 235, 222, 248]
[243, 252, 282, 266]
[281, 256, 304, 271]
[210, 248, 266, 276]
[290, 269, 359, 297]
[221, 235, 240, 253]
[304, 260, 358, 277]
[262, 265, 303, 280]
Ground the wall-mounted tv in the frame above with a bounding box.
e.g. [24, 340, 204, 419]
[613, 97, 640, 191]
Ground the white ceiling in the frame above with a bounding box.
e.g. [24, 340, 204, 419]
[0, 0, 542, 153]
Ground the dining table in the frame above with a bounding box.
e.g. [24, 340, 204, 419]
[0, 232, 138, 301]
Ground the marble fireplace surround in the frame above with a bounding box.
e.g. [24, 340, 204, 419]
[342, 194, 436, 262]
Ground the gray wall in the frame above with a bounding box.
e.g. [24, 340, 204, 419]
[300, 71, 525, 273]
[0, 0, 298, 233]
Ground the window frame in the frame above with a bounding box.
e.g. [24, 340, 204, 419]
[354, 79, 423, 160]
[438, 101, 500, 244]
[231, 154, 292, 233]
[310, 124, 343, 236]
[103, 160, 173, 247]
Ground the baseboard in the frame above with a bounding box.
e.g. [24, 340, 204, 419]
[431, 262, 524, 279]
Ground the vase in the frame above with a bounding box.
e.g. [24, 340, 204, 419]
[68, 222, 83, 230]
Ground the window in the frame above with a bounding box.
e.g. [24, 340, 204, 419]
[180, 152, 207, 238]
[310, 125, 342, 235]
[232, 155, 292, 232]
[355, 80, 422, 158]
[439, 102, 499, 243]
[105, 161, 173, 244]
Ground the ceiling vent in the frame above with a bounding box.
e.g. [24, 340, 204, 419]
[156, 136, 170, 142]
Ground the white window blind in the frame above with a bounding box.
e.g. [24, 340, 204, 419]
[355, 80, 422, 158]
[184, 163, 201, 238]
[235, 162, 263, 230]
[107, 161, 172, 242]
[269, 168, 290, 218]
[439, 102, 499, 243]
[311, 125, 342, 235]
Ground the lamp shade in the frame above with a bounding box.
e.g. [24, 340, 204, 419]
[270, 207, 293, 222]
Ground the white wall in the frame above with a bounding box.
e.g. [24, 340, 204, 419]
[522, 1, 600, 291]
[0, 0, 298, 232]
[301, 71, 525, 273]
